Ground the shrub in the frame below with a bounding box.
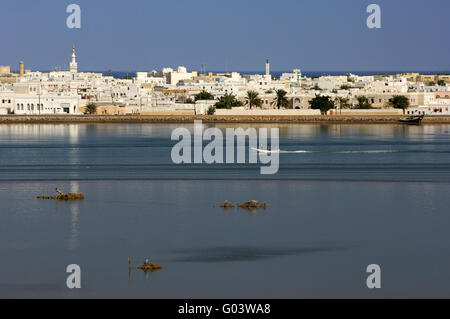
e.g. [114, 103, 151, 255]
[215, 93, 243, 109]
[207, 105, 216, 115]
[85, 103, 97, 114]
[195, 91, 215, 101]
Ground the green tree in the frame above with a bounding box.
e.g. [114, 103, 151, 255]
[309, 95, 335, 115]
[85, 103, 97, 115]
[195, 91, 215, 101]
[246, 90, 262, 109]
[437, 79, 446, 86]
[185, 97, 195, 104]
[388, 95, 410, 114]
[356, 96, 372, 109]
[274, 89, 289, 109]
[214, 93, 243, 109]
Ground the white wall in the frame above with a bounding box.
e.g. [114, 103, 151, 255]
[214, 109, 321, 116]
[328, 109, 403, 115]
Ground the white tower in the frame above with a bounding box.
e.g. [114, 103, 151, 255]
[69, 45, 78, 73]
[293, 69, 302, 84]
[265, 58, 270, 76]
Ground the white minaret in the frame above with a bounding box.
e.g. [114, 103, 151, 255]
[265, 58, 270, 76]
[69, 45, 78, 73]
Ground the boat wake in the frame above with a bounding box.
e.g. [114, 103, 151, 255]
[252, 148, 407, 154]
[252, 148, 311, 154]
[331, 150, 403, 154]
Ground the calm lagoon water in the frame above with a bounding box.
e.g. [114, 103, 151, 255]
[0, 123, 450, 298]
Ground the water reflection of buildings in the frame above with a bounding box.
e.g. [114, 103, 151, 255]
[68, 125, 81, 180]
[0, 123, 83, 138]
[68, 181, 80, 250]
[0, 124, 83, 178]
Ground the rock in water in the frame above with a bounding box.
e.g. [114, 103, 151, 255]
[219, 200, 235, 208]
[37, 189, 84, 200]
[129, 258, 163, 273]
[136, 262, 163, 272]
[238, 200, 267, 209]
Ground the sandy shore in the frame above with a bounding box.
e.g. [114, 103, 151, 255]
[1, 114, 450, 124]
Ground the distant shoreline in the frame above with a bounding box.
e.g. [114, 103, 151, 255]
[1, 115, 450, 124]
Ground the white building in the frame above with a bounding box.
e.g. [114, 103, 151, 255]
[408, 99, 450, 115]
[280, 69, 302, 85]
[13, 93, 79, 114]
[166, 66, 197, 85]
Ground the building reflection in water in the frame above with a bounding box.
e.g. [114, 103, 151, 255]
[68, 181, 80, 251]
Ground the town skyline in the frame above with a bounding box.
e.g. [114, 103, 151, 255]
[2, 43, 450, 119]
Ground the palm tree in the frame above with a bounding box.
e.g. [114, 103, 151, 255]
[274, 89, 289, 109]
[246, 90, 262, 109]
[336, 97, 350, 114]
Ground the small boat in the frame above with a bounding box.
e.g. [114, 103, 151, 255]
[398, 115, 424, 124]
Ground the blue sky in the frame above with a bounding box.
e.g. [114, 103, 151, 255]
[1, 0, 449, 72]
